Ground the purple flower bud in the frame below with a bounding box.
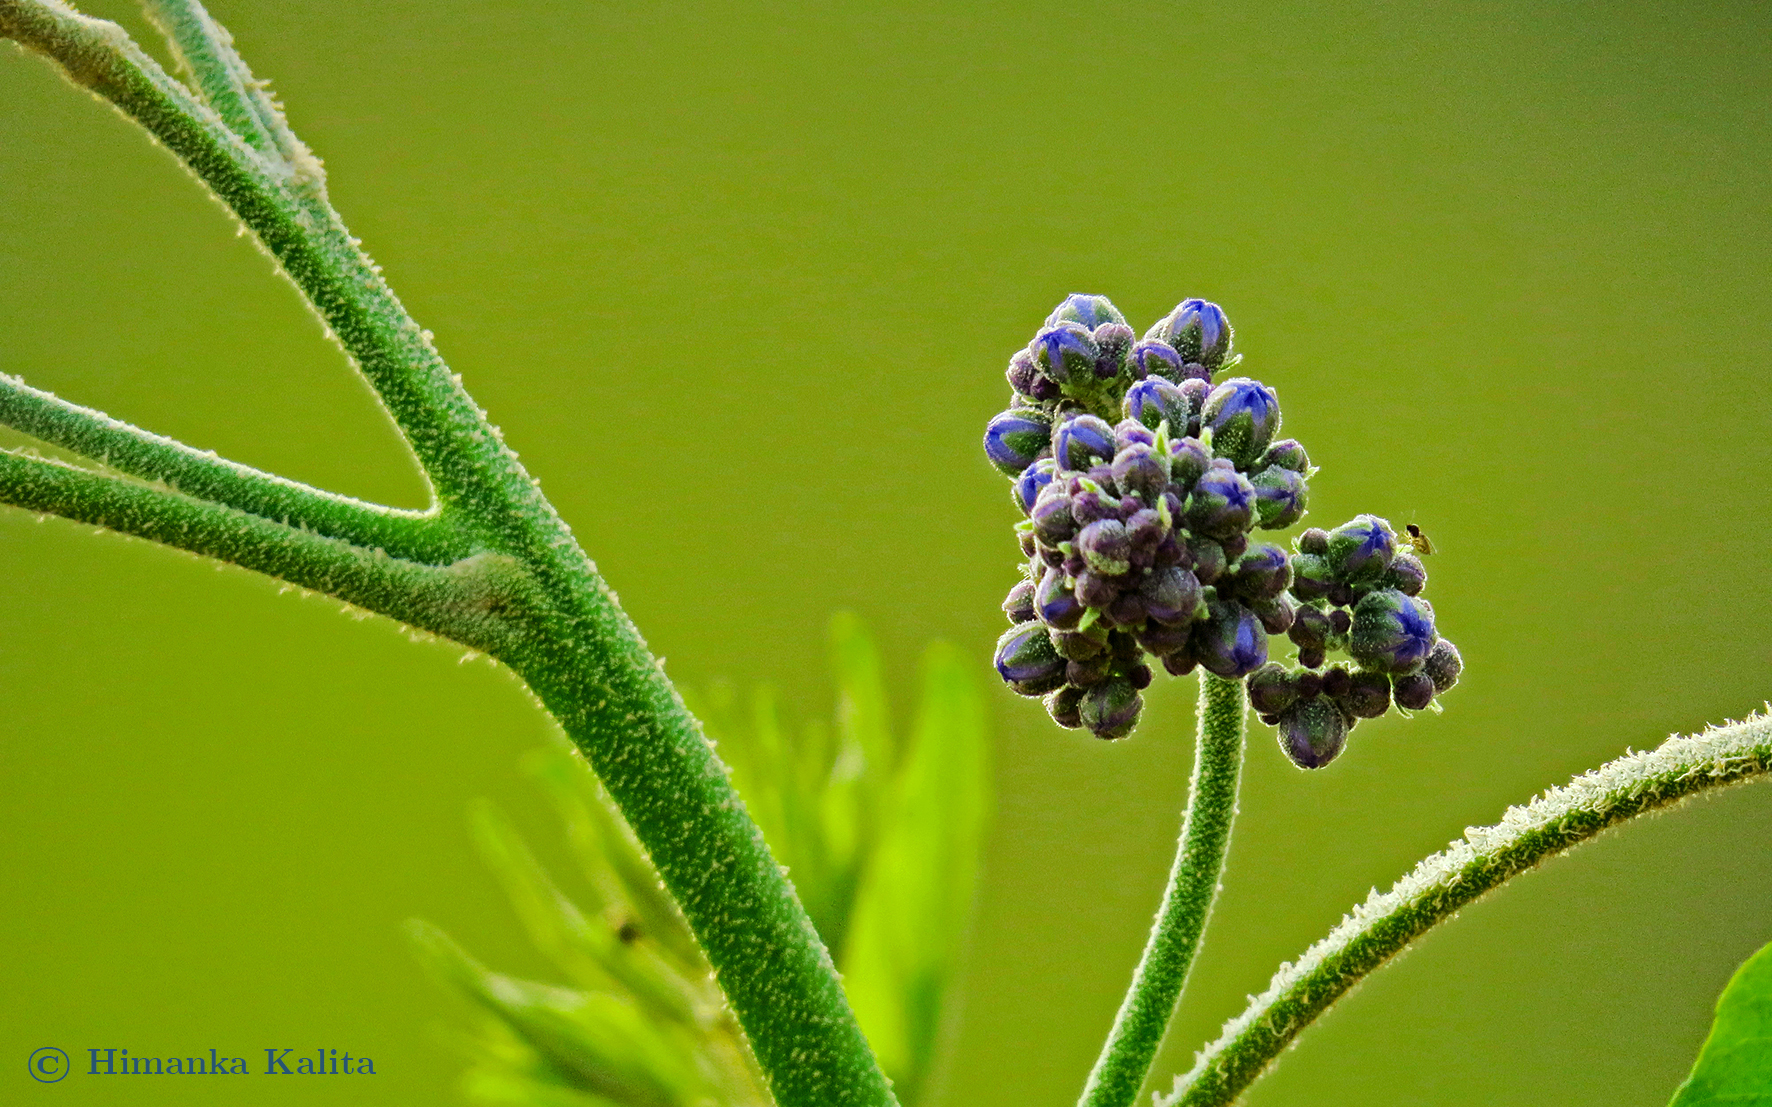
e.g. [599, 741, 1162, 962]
[1384, 552, 1427, 596]
[1112, 444, 1171, 503]
[1092, 322, 1135, 380]
[1166, 437, 1211, 493]
[1007, 349, 1040, 398]
[1075, 570, 1118, 609]
[1067, 653, 1113, 686]
[1250, 593, 1297, 635]
[1163, 650, 1198, 676]
[1321, 666, 1352, 697]
[1105, 591, 1147, 628]
[1053, 627, 1107, 659]
[1136, 620, 1192, 655]
[1125, 508, 1165, 551]
[1201, 378, 1281, 469]
[1227, 542, 1292, 601]
[1053, 414, 1116, 472]
[1129, 663, 1154, 690]
[1070, 485, 1120, 526]
[1114, 419, 1158, 452]
[1003, 579, 1037, 624]
[1178, 379, 1211, 431]
[1340, 670, 1392, 719]
[1392, 671, 1436, 711]
[1183, 467, 1256, 539]
[1146, 298, 1234, 370]
[1035, 566, 1086, 630]
[1030, 486, 1077, 546]
[1081, 676, 1143, 740]
[1277, 696, 1349, 769]
[1029, 322, 1099, 385]
[1288, 604, 1332, 651]
[1221, 531, 1249, 561]
[1192, 599, 1269, 679]
[1297, 527, 1329, 555]
[1349, 589, 1437, 674]
[1247, 663, 1298, 715]
[1014, 457, 1059, 514]
[1289, 552, 1333, 602]
[1078, 519, 1132, 576]
[1260, 439, 1310, 473]
[1045, 293, 1128, 331]
[1141, 565, 1205, 626]
[1424, 638, 1463, 693]
[1190, 539, 1227, 584]
[1326, 514, 1396, 582]
[1019, 530, 1038, 558]
[985, 407, 1053, 477]
[1124, 378, 1193, 437]
[995, 621, 1067, 695]
[1129, 339, 1185, 383]
[1045, 685, 1085, 728]
[1329, 608, 1352, 635]
[1251, 465, 1309, 530]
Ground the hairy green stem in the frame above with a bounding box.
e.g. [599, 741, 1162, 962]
[140, 0, 303, 168]
[1080, 673, 1247, 1107]
[0, 373, 467, 564]
[1159, 708, 1772, 1107]
[0, 4, 895, 1103]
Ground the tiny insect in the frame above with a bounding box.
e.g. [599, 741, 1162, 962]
[1404, 523, 1436, 556]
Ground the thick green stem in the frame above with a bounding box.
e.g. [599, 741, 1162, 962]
[1079, 673, 1247, 1107]
[1159, 709, 1772, 1107]
[0, 5, 895, 1103]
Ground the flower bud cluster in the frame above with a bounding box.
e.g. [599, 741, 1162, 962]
[988, 295, 1316, 739]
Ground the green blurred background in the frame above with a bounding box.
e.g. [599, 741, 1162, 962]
[3, 0, 1770, 1103]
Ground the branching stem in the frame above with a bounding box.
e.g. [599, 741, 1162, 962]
[1079, 673, 1247, 1107]
[1159, 709, 1772, 1107]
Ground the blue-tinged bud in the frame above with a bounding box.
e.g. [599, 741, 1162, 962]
[1192, 599, 1268, 679]
[1228, 542, 1292, 601]
[1092, 323, 1135, 380]
[1112, 444, 1171, 503]
[1007, 349, 1039, 398]
[1030, 485, 1077, 545]
[1183, 467, 1256, 539]
[995, 621, 1067, 695]
[1003, 579, 1036, 624]
[1247, 663, 1298, 715]
[1178, 379, 1211, 432]
[1123, 377, 1193, 437]
[1340, 670, 1391, 719]
[1078, 519, 1131, 576]
[1046, 293, 1127, 331]
[1141, 565, 1204, 626]
[1259, 438, 1310, 473]
[1326, 514, 1396, 582]
[1384, 552, 1427, 596]
[1013, 458, 1058, 514]
[1029, 322, 1098, 386]
[1288, 552, 1333, 602]
[1114, 419, 1157, 452]
[1035, 566, 1086, 630]
[1054, 414, 1116, 472]
[1200, 378, 1281, 469]
[1081, 675, 1143, 740]
[985, 408, 1053, 477]
[1392, 671, 1435, 711]
[1130, 339, 1185, 383]
[1190, 540, 1226, 584]
[1424, 638, 1463, 693]
[1250, 592, 1296, 634]
[1146, 298, 1234, 370]
[1125, 508, 1166, 554]
[1070, 484, 1120, 525]
[1288, 604, 1332, 651]
[1251, 466, 1309, 530]
[1167, 437, 1211, 492]
[1277, 696, 1347, 769]
[1045, 685, 1085, 728]
[1349, 589, 1437, 674]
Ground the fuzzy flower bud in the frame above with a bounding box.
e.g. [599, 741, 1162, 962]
[1251, 465, 1309, 529]
[1247, 663, 1298, 715]
[1045, 685, 1084, 728]
[1200, 378, 1281, 469]
[1383, 552, 1427, 596]
[984, 408, 1052, 477]
[1030, 484, 1077, 544]
[1192, 599, 1268, 679]
[1141, 565, 1204, 627]
[1348, 589, 1437, 674]
[995, 622, 1067, 695]
[1259, 439, 1311, 473]
[1183, 467, 1256, 539]
[1146, 298, 1234, 370]
[1124, 377, 1195, 437]
[1003, 579, 1036, 624]
[1392, 671, 1436, 711]
[1340, 670, 1392, 719]
[1424, 638, 1463, 693]
[1013, 458, 1057, 514]
[1035, 566, 1086, 630]
[1054, 414, 1116, 472]
[1077, 519, 1132, 576]
[1130, 339, 1187, 383]
[1045, 293, 1127, 331]
[1092, 323, 1135, 380]
[1277, 696, 1349, 769]
[1227, 542, 1292, 602]
[1080, 675, 1143, 740]
[1029, 322, 1098, 386]
[1326, 514, 1396, 582]
[1167, 437, 1211, 492]
[1112, 444, 1171, 503]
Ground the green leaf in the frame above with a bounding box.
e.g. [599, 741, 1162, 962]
[1670, 940, 1772, 1106]
[840, 640, 992, 1103]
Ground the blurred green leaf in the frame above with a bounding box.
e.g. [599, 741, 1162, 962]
[840, 640, 991, 1103]
[1670, 941, 1772, 1106]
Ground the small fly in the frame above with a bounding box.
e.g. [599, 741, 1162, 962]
[1404, 523, 1436, 556]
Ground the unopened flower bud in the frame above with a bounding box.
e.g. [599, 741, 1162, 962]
[1074, 570, 1118, 609]
[1228, 542, 1292, 601]
[1423, 638, 1463, 693]
[1130, 339, 1185, 383]
[995, 622, 1067, 695]
[1246, 663, 1297, 715]
[1297, 527, 1329, 555]
[1326, 514, 1396, 582]
[1163, 649, 1198, 676]
[1045, 685, 1085, 728]
[1045, 293, 1127, 331]
[1288, 604, 1332, 649]
[1192, 599, 1268, 679]
[1052, 626, 1107, 659]
[1190, 539, 1227, 584]
[1105, 591, 1148, 628]
[1250, 593, 1296, 634]
[1178, 379, 1211, 430]
[1029, 322, 1099, 386]
[1128, 662, 1154, 690]
[1054, 414, 1116, 472]
[1251, 465, 1309, 529]
[1114, 419, 1157, 452]
[1035, 566, 1086, 630]
[1392, 670, 1435, 711]
[1201, 378, 1281, 469]
[1384, 552, 1427, 596]
[1349, 589, 1437, 674]
[1167, 437, 1211, 491]
[1184, 467, 1256, 539]
[1124, 377, 1194, 437]
[1340, 670, 1392, 719]
[1067, 653, 1113, 686]
[1030, 485, 1078, 545]
[1014, 458, 1058, 514]
[1146, 298, 1234, 370]
[1259, 439, 1311, 473]
[985, 408, 1053, 477]
[1142, 565, 1204, 626]
[1078, 519, 1132, 576]
[1081, 675, 1143, 740]
[1112, 444, 1171, 503]
[1003, 579, 1037, 624]
[1136, 620, 1192, 655]
[1007, 349, 1040, 398]
[1277, 696, 1348, 769]
[1288, 552, 1333, 602]
[1092, 323, 1135, 380]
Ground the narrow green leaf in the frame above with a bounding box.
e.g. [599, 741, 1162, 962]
[840, 641, 991, 1103]
[1670, 941, 1772, 1106]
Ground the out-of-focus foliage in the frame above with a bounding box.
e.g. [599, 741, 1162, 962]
[1669, 940, 1772, 1107]
[416, 616, 991, 1106]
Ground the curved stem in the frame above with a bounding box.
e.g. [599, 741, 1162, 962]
[0, 372, 469, 564]
[1158, 709, 1772, 1107]
[1080, 673, 1247, 1107]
